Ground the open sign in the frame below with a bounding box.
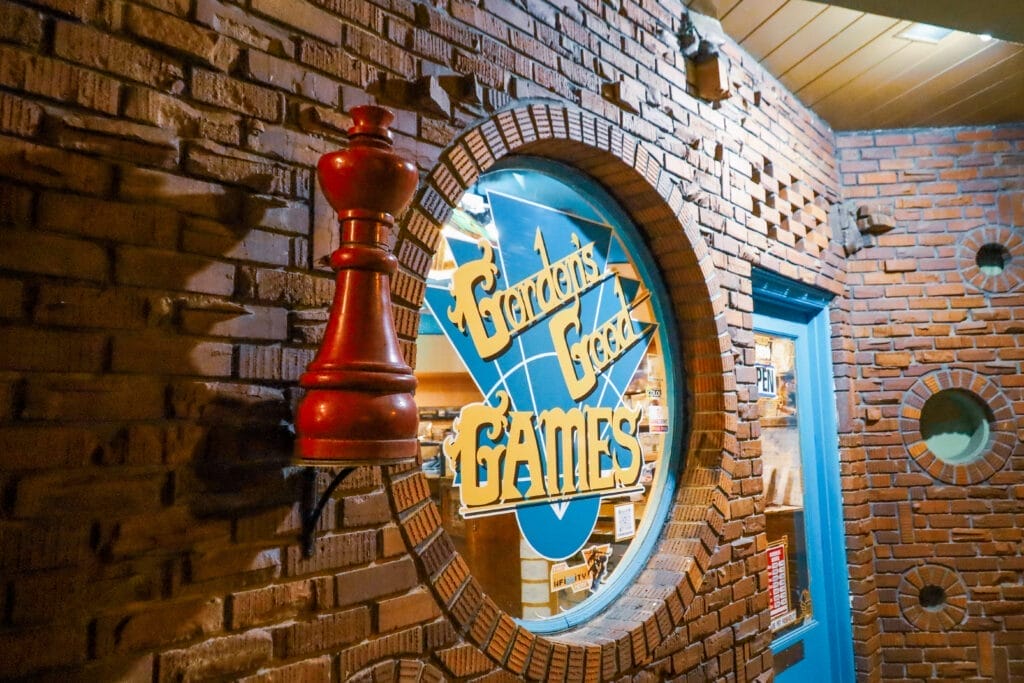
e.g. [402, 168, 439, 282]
[756, 364, 777, 398]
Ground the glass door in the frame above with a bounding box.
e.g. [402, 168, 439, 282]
[753, 271, 854, 683]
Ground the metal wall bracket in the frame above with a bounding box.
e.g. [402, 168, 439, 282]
[299, 466, 356, 557]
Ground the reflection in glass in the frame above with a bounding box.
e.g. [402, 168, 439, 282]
[414, 162, 674, 627]
[756, 332, 812, 636]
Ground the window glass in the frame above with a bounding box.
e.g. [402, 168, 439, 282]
[415, 159, 680, 631]
[756, 332, 813, 637]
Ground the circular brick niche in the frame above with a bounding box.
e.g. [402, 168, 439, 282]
[387, 104, 738, 679]
[900, 370, 1015, 485]
[958, 225, 1024, 293]
[898, 565, 968, 631]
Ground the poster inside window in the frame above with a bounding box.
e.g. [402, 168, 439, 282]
[415, 159, 682, 631]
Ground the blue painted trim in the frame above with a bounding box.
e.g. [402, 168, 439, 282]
[492, 157, 687, 634]
[753, 269, 854, 683]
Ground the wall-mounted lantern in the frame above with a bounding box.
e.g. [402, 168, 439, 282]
[293, 105, 421, 553]
[679, 11, 732, 103]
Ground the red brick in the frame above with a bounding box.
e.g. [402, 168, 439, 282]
[286, 529, 376, 576]
[0, 90, 42, 137]
[237, 656, 332, 683]
[116, 245, 235, 295]
[157, 630, 274, 683]
[242, 50, 338, 106]
[185, 140, 305, 196]
[272, 607, 370, 657]
[0, 229, 109, 283]
[53, 21, 183, 90]
[192, 69, 284, 122]
[126, 4, 240, 71]
[38, 191, 179, 248]
[0, 135, 114, 194]
[0, 326, 106, 373]
[0, 3, 44, 47]
[35, 280, 146, 331]
[124, 85, 241, 145]
[229, 580, 315, 629]
[0, 625, 87, 678]
[335, 557, 418, 607]
[339, 626, 423, 678]
[376, 589, 441, 632]
[112, 332, 233, 376]
[13, 469, 167, 517]
[182, 218, 292, 267]
[251, 0, 342, 45]
[22, 375, 165, 421]
[119, 166, 241, 221]
[179, 304, 288, 340]
[95, 598, 223, 655]
[52, 112, 180, 168]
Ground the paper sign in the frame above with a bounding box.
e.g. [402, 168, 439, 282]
[613, 503, 635, 541]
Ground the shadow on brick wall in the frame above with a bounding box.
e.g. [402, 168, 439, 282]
[0, 133, 330, 679]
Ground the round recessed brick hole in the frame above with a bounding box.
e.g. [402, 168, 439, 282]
[918, 584, 946, 610]
[975, 242, 1011, 276]
[919, 389, 991, 465]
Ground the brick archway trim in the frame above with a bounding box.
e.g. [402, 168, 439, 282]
[385, 102, 741, 680]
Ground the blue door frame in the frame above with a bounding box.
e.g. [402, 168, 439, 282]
[752, 270, 854, 683]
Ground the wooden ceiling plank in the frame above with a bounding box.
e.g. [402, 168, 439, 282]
[812, 37, 954, 129]
[717, 0, 746, 21]
[781, 14, 899, 93]
[798, 20, 913, 105]
[834, 32, 987, 129]
[722, 0, 789, 44]
[948, 81, 1024, 127]
[739, 0, 829, 57]
[760, 5, 863, 75]
[876, 42, 1023, 127]
[907, 52, 1024, 127]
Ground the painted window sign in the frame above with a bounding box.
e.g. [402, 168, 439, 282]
[757, 364, 777, 398]
[418, 159, 679, 628]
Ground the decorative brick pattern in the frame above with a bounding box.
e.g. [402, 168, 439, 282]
[897, 565, 968, 632]
[839, 125, 1024, 682]
[899, 370, 1015, 485]
[957, 224, 1024, 293]
[3, 0, 1017, 679]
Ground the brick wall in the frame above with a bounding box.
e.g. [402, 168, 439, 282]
[837, 125, 1024, 682]
[3, 0, 993, 680]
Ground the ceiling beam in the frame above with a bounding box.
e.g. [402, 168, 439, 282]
[817, 0, 1024, 44]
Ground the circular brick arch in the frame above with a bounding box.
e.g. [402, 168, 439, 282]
[386, 103, 738, 679]
[899, 369, 1015, 485]
[897, 565, 968, 631]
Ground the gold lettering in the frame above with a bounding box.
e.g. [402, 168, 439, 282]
[550, 298, 597, 400]
[586, 407, 614, 491]
[443, 392, 510, 507]
[612, 405, 643, 486]
[447, 241, 512, 360]
[502, 411, 547, 502]
[538, 407, 586, 495]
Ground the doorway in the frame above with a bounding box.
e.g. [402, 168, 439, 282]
[752, 270, 854, 682]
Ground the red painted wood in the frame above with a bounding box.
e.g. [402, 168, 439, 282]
[294, 105, 421, 465]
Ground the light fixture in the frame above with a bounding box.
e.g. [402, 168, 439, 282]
[897, 23, 954, 44]
[679, 10, 731, 102]
[294, 105, 421, 468]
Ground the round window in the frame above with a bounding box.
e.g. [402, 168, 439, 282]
[919, 389, 991, 465]
[415, 158, 682, 632]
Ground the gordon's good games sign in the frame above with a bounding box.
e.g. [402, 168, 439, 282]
[425, 190, 658, 561]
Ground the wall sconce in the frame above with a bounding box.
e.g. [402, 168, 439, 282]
[679, 11, 731, 103]
[294, 105, 421, 553]
[295, 104, 420, 467]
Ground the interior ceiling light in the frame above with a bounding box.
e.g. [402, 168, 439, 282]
[897, 22, 954, 43]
